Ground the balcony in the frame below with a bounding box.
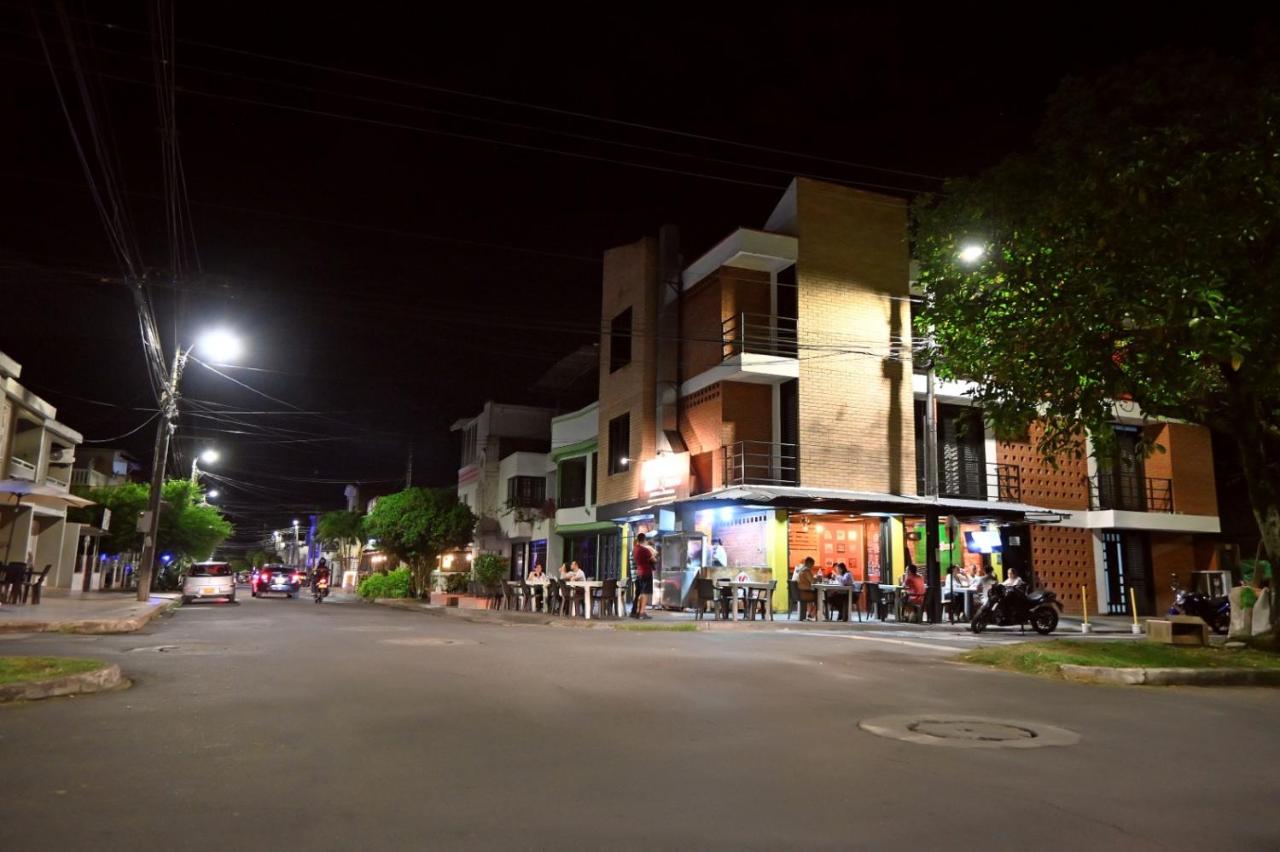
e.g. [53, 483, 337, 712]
[1088, 474, 1174, 513]
[71, 468, 111, 488]
[721, 441, 800, 487]
[8, 457, 36, 482]
[46, 472, 70, 491]
[921, 461, 1023, 503]
[721, 313, 798, 361]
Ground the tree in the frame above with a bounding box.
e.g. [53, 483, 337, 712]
[362, 487, 474, 597]
[246, 549, 269, 569]
[72, 480, 233, 564]
[913, 49, 1280, 634]
[317, 510, 365, 580]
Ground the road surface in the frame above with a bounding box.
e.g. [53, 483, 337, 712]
[1, 592, 1276, 851]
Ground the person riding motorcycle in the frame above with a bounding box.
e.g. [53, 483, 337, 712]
[312, 558, 332, 601]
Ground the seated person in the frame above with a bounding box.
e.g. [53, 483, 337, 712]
[836, 563, 855, 586]
[1002, 566, 1027, 590]
[901, 565, 927, 622]
[565, 561, 587, 582]
[943, 566, 970, 620]
[971, 567, 996, 608]
[825, 563, 854, 619]
[527, 563, 549, 584]
[793, 557, 818, 621]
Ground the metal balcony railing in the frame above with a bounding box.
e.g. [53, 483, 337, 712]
[918, 461, 1023, 503]
[8, 457, 36, 481]
[721, 441, 800, 487]
[1087, 474, 1174, 513]
[721, 313, 798, 361]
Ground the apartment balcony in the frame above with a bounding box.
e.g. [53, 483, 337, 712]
[721, 441, 800, 487]
[684, 314, 799, 394]
[8, 457, 37, 482]
[71, 468, 111, 488]
[919, 461, 1024, 503]
[1087, 473, 1174, 513]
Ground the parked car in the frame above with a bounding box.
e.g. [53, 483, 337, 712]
[252, 564, 302, 598]
[182, 561, 237, 605]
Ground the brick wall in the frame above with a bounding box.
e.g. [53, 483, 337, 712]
[597, 237, 659, 509]
[996, 422, 1090, 510]
[793, 178, 915, 494]
[682, 271, 723, 379]
[1150, 533, 1199, 615]
[679, 381, 772, 493]
[1029, 525, 1095, 615]
[1167, 424, 1218, 516]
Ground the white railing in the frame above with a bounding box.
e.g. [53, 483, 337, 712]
[8, 457, 36, 481]
[71, 468, 110, 488]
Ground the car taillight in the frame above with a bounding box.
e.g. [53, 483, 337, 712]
[292, 573, 302, 583]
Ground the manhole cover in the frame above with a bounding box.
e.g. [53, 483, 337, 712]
[378, 637, 475, 647]
[860, 715, 1080, 749]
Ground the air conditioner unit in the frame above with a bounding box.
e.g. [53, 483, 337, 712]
[49, 448, 69, 462]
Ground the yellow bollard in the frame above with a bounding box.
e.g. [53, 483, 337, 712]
[1080, 585, 1091, 634]
[1128, 588, 1142, 634]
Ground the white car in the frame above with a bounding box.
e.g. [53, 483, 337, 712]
[182, 561, 237, 604]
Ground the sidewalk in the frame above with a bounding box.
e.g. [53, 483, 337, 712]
[0, 591, 181, 634]
[372, 597, 1139, 636]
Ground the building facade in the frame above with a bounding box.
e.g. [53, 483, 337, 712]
[0, 350, 97, 593]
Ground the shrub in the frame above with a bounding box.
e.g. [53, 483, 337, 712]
[472, 553, 508, 587]
[441, 572, 469, 594]
[358, 573, 388, 599]
[358, 567, 412, 599]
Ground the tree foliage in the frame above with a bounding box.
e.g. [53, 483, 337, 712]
[72, 480, 233, 562]
[362, 487, 474, 597]
[317, 510, 365, 577]
[913, 49, 1280, 568]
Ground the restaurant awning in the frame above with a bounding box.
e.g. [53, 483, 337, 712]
[673, 485, 1067, 523]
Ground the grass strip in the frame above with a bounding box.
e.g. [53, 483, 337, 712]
[0, 656, 106, 685]
[962, 640, 1280, 676]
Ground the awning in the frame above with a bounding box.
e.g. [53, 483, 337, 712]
[655, 485, 1064, 523]
[0, 479, 95, 510]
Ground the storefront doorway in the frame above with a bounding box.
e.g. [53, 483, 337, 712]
[1101, 530, 1153, 615]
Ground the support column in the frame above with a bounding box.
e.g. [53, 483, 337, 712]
[766, 509, 789, 612]
[925, 510, 942, 623]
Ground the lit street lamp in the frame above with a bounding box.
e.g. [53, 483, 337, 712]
[957, 243, 986, 265]
[190, 447, 219, 484]
[207, 490, 219, 500]
[136, 330, 241, 601]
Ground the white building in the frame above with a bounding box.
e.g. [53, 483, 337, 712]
[0, 350, 97, 593]
[549, 401, 617, 578]
[452, 402, 555, 578]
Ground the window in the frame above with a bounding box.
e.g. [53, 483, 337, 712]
[608, 413, 630, 475]
[558, 456, 588, 509]
[507, 476, 546, 508]
[610, 307, 633, 372]
[460, 422, 479, 466]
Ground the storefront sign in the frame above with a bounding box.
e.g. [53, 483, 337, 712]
[641, 452, 689, 502]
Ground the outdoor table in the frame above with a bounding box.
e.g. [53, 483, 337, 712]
[719, 581, 774, 621]
[565, 581, 623, 620]
[875, 585, 900, 621]
[813, 582, 861, 622]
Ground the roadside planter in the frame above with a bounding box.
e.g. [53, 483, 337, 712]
[0, 657, 125, 703]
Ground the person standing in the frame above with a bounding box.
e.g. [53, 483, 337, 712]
[631, 532, 656, 620]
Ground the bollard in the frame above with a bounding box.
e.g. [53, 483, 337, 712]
[1080, 584, 1092, 634]
[1129, 588, 1142, 634]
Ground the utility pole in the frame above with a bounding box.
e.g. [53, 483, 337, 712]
[137, 348, 187, 601]
[924, 359, 942, 624]
[405, 444, 413, 489]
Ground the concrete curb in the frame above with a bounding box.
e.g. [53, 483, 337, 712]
[0, 663, 127, 703]
[1058, 664, 1280, 687]
[0, 599, 180, 635]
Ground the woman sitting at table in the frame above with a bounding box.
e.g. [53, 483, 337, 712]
[901, 564, 927, 623]
[824, 563, 855, 620]
[793, 557, 818, 621]
[528, 563, 549, 584]
[943, 566, 970, 622]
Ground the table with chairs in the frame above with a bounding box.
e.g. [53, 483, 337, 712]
[2, 562, 49, 606]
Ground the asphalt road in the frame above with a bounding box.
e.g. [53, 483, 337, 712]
[2, 591, 1277, 851]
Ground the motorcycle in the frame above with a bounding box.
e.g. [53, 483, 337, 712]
[313, 576, 330, 604]
[970, 583, 1063, 635]
[1168, 577, 1229, 634]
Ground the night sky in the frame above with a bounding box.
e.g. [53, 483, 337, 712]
[1, 5, 1271, 548]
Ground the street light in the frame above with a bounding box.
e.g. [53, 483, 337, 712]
[191, 447, 219, 484]
[292, 519, 300, 569]
[957, 243, 986, 265]
[207, 490, 219, 500]
[136, 330, 242, 601]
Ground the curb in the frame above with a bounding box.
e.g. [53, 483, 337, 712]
[0, 663, 127, 703]
[0, 599, 180, 635]
[1058, 664, 1280, 687]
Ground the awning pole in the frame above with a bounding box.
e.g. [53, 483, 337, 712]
[3, 495, 22, 564]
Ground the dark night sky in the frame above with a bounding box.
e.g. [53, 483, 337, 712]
[0, 5, 1272, 546]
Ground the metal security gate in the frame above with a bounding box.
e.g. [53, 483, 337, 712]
[1101, 531, 1152, 615]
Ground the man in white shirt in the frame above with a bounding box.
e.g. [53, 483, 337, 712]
[711, 539, 729, 568]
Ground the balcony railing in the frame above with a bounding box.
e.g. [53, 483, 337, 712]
[71, 468, 111, 488]
[46, 473, 69, 490]
[1088, 474, 1174, 513]
[8, 457, 36, 481]
[722, 441, 800, 487]
[721, 313, 798, 361]
[920, 460, 1023, 503]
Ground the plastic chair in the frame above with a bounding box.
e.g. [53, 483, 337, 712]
[593, 578, 619, 618]
[23, 565, 51, 605]
[747, 580, 776, 621]
[786, 580, 799, 620]
[694, 578, 717, 620]
[544, 579, 562, 615]
[562, 582, 585, 617]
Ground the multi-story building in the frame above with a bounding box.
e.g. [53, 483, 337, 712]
[0, 350, 99, 592]
[452, 401, 555, 578]
[71, 448, 142, 489]
[549, 401, 617, 578]
[590, 178, 1225, 615]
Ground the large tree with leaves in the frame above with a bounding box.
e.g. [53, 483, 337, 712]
[72, 479, 233, 563]
[362, 487, 474, 597]
[317, 510, 365, 580]
[914, 50, 1280, 598]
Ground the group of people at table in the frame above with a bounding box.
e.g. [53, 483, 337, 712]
[790, 555, 1027, 622]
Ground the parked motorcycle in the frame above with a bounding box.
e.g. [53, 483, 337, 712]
[313, 576, 330, 604]
[1168, 577, 1229, 634]
[970, 584, 1062, 635]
